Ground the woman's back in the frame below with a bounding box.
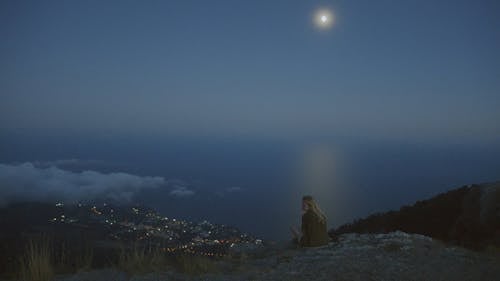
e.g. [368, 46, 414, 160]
[300, 209, 329, 247]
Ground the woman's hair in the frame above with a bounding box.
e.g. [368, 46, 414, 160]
[302, 195, 327, 224]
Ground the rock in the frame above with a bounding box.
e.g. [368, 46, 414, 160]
[57, 231, 500, 281]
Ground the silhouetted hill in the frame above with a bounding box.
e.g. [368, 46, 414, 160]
[330, 181, 500, 250]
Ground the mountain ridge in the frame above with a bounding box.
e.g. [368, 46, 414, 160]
[331, 181, 500, 250]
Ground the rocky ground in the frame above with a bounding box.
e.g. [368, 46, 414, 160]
[56, 231, 500, 281]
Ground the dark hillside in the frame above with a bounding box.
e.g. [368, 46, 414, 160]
[331, 182, 500, 250]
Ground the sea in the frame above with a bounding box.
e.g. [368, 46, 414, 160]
[1, 132, 499, 240]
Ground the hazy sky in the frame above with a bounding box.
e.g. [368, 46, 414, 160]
[1, 0, 499, 142]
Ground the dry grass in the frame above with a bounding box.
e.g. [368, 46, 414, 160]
[19, 238, 54, 281]
[114, 243, 221, 276]
[484, 244, 500, 254]
[74, 246, 94, 272]
[115, 244, 170, 275]
[18, 238, 220, 279]
[174, 254, 217, 275]
[17, 237, 95, 280]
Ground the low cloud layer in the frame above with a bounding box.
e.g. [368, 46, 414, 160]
[214, 186, 245, 197]
[0, 162, 165, 206]
[169, 184, 195, 197]
[226, 186, 244, 193]
[32, 159, 105, 169]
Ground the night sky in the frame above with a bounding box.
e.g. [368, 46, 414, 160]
[2, 0, 499, 140]
[1, 0, 499, 239]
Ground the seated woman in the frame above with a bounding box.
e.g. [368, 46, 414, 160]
[290, 195, 330, 247]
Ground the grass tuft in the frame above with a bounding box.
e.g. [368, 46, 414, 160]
[19, 238, 54, 281]
[115, 244, 170, 275]
[75, 246, 94, 272]
[174, 254, 217, 275]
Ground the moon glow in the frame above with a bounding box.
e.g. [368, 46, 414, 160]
[314, 9, 334, 29]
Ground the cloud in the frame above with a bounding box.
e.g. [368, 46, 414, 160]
[214, 186, 245, 197]
[0, 162, 165, 206]
[169, 184, 195, 197]
[226, 186, 244, 193]
[32, 159, 104, 168]
[30, 159, 124, 172]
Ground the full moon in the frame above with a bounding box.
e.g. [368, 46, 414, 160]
[314, 9, 334, 29]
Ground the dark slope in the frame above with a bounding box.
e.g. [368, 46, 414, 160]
[331, 182, 500, 250]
